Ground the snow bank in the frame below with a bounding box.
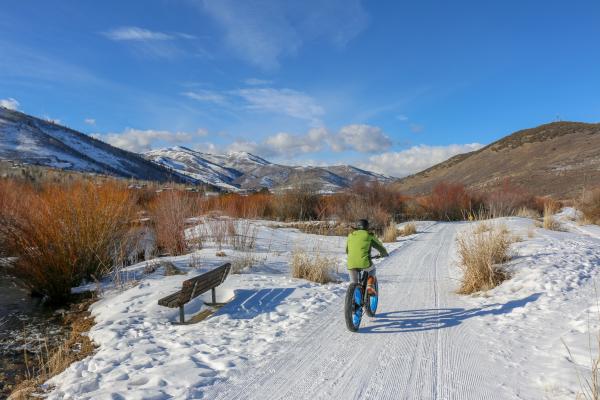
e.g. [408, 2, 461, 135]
[46, 223, 408, 399]
[460, 216, 600, 399]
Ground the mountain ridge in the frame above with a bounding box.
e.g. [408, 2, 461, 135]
[394, 121, 600, 198]
[144, 146, 393, 192]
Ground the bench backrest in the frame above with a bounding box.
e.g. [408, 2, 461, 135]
[179, 263, 231, 304]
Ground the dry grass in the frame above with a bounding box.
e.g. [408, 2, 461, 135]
[473, 221, 492, 234]
[399, 221, 417, 237]
[10, 300, 97, 399]
[516, 206, 541, 219]
[290, 248, 336, 284]
[456, 224, 512, 294]
[0, 180, 136, 304]
[231, 253, 257, 274]
[382, 222, 399, 242]
[543, 202, 562, 231]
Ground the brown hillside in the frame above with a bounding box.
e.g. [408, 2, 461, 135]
[393, 121, 600, 199]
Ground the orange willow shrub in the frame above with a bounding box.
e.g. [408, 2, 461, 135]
[420, 182, 477, 221]
[149, 190, 196, 255]
[202, 193, 273, 218]
[0, 180, 137, 304]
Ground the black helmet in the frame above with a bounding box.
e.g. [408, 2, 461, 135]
[356, 219, 369, 230]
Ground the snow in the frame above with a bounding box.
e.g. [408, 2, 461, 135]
[44, 216, 600, 399]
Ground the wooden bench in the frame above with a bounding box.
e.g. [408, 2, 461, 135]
[158, 263, 231, 323]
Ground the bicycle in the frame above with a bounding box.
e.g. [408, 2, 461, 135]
[344, 255, 381, 332]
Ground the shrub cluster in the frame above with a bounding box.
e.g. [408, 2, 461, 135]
[577, 189, 600, 225]
[149, 190, 195, 255]
[0, 179, 136, 303]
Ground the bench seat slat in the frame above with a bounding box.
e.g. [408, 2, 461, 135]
[157, 263, 232, 310]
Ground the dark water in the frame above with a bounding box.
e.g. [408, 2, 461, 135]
[0, 269, 66, 397]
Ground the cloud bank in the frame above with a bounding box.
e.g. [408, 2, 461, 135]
[102, 128, 208, 152]
[359, 143, 483, 177]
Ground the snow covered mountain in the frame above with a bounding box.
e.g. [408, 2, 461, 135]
[0, 107, 390, 191]
[0, 107, 189, 183]
[145, 146, 392, 192]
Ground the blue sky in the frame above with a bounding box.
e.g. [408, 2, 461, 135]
[1, 0, 599, 177]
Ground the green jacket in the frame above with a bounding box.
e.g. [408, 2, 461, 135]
[346, 229, 389, 269]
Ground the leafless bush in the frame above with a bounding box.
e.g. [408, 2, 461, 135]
[149, 191, 195, 256]
[206, 218, 229, 250]
[290, 248, 336, 284]
[228, 220, 258, 251]
[271, 184, 320, 221]
[0, 180, 136, 304]
[456, 224, 512, 294]
[578, 189, 600, 225]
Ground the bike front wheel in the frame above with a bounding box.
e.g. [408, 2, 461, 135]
[344, 283, 363, 332]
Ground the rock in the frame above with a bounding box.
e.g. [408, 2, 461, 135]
[162, 261, 184, 276]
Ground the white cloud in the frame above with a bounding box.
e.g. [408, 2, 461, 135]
[84, 118, 96, 126]
[183, 86, 324, 122]
[199, 0, 368, 69]
[236, 88, 324, 123]
[102, 128, 208, 153]
[0, 98, 19, 110]
[334, 124, 392, 153]
[193, 142, 221, 153]
[182, 90, 228, 105]
[103, 27, 174, 41]
[396, 114, 408, 121]
[226, 124, 390, 159]
[359, 143, 483, 178]
[102, 26, 198, 59]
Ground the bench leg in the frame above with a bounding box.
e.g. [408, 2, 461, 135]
[212, 288, 216, 304]
[179, 305, 185, 324]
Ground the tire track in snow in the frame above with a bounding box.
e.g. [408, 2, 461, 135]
[200, 222, 511, 399]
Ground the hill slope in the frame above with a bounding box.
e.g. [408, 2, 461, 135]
[394, 121, 600, 198]
[0, 107, 188, 183]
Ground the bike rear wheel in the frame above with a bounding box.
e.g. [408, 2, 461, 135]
[365, 278, 379, 317]
[344, 283, 363, 332]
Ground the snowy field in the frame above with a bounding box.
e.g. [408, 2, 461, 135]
[44, 213, 600, 399]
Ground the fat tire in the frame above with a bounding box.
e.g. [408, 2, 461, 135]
[365, 279, 378, 317]
[345, 283, 361, 332]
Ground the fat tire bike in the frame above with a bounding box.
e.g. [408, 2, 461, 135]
[344, 256, 380, 332]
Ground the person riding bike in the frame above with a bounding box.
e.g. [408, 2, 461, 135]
[346, 219, 388, 296]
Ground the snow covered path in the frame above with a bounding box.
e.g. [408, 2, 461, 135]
[203, 222, 513, 399]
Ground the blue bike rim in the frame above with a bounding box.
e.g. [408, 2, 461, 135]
[352, 286, 363, 328]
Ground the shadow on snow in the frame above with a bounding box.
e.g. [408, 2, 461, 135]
[362, 293, 542, 334]
[214, 288, 295, 320]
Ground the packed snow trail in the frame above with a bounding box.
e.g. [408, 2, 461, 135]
[202, 223, 516, 399]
